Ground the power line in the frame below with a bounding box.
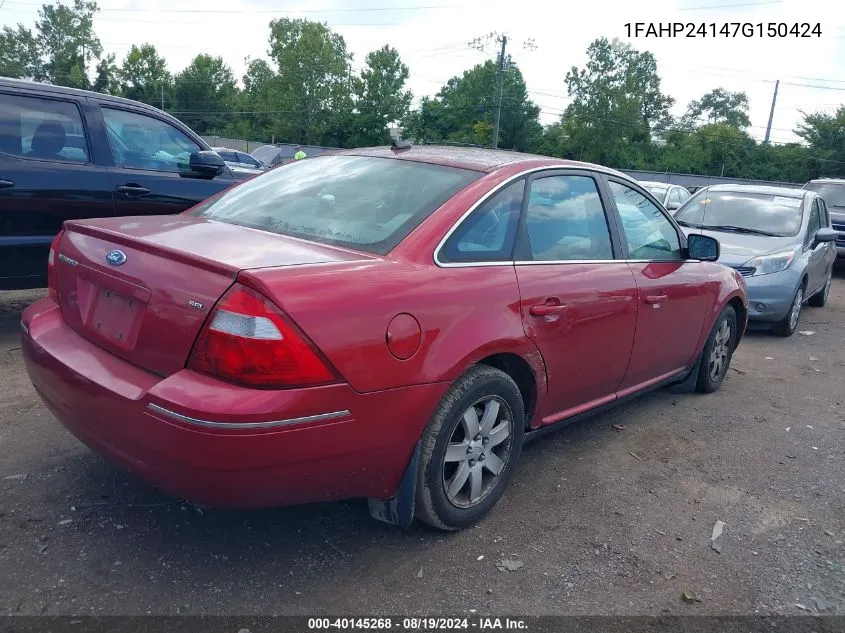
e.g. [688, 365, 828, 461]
[2, 0, 466, 12]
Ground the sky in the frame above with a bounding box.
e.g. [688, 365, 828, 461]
[2, 0, 844, 144]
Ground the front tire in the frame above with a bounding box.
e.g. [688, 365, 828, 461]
[415, 365, 525, 531]
[773, 285, 804, 336]
[808, 274, 831, 308]
[696, 305, 738, 393]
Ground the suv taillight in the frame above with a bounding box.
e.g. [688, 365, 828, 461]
[187, 283, 335, 389]
[47, 230, 64, 303]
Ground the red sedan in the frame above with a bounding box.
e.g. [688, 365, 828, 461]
[21, 146, 747, 530]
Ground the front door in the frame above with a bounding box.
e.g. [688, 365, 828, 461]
[514, 172, 638, 423]
[97, 105, 234, 218]
[0, 91, 113, 289]
[606, 178, 710, 391]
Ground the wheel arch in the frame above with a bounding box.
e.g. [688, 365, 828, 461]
[476, 352, 540, 427]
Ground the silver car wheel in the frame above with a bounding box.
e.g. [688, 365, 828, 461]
[442, 396, 513, 509]
[789, 287, 804, 331]
[708, 318, 733, 382]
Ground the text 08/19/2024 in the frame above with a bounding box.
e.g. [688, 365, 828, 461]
[624, 22, 822, 38]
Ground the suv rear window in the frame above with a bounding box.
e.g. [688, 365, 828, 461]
[191, 155, 480, 254]
[0, 92, 89, 163]
[803, 182, 845, 208]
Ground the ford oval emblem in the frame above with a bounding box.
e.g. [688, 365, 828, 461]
[106, 249, 127, 266]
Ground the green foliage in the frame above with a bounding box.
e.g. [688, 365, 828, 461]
[681, 88, 751, 129]
[402, 58, 541, 151]
[173, 55, 238, 134]
[117, 44, 171, 105]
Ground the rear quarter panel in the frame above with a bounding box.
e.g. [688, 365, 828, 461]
[240, 260, 546, 395]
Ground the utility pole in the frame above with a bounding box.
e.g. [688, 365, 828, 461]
[492, 34, 508, 149]
[161, 83, 165, 111]
[764, 79, 779, 144]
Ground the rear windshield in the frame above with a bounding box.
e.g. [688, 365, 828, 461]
[191, 155, 480, 254]
[675, 191, 804, 237]
[803, 182, 845, 208]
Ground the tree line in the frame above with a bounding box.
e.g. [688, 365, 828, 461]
[2, 0, 844, 182]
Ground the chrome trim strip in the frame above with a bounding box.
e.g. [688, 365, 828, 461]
[146, 403, 350, 430]
[433, 165, 654, 268]
[20, 321, 29, 335]
[431, 258, 702, 268]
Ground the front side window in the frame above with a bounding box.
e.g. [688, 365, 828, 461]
[0, 93, 89, 163]
[675, 190, 804, 237]
[609, 180, 683, 260]
[192, 155, 480, 255]
[440, 179, 524, 263]
[806, 199, 822, 247]
[522, 175, 613, 261]
[216, 149, 238, 163]
[102, 107, 201, 172]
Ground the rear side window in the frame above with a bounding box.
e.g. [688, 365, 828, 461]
[669, 187, 683, 205]
[102, 107, 201, 172]
[216, 150, 238, 162]
[440, 180, 524, 263]
[0, 92, 89, 163]
[192, 155, 480, 255]
[522, 175, 614, 261]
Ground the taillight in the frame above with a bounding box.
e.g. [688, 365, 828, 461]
[188, 283, 335, 389]
[47, 230, 64, 303]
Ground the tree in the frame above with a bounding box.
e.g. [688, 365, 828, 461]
[682, 88, 751, 129]
[36, 0, 102, 88]
[92, 52, 118, 94]
[402, 58, 541, 152]
[546, 38, 674, 166]
[794, 106, 845, 178]
[117, 44, 171, 106]
[0, 0, 102, 87]
[0, 25, 40, 79]
[350, 45, 412, 146]
[173, 54, 238, 134]
[266, 18, 352, 145]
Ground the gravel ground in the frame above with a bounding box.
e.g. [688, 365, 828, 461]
[1, 273, 843, 616]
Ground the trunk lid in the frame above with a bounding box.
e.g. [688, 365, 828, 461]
[53, 215, 371, 376]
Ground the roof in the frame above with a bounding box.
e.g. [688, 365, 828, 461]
[337, 145, 633, 177]
[639, 181, 670, 188]
[702, 184, 810, 197]
[0, 77, 168, 113]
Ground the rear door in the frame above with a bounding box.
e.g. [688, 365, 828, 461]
[606, 178, 710, 391]
[513, 171, 638, 423]
[0, 90, 113, 289]
[96, 104, 234, 217]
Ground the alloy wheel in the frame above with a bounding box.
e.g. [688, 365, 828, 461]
[442, 396, 513, 509]
[789, 287, 804, 331]
[708, 318, 733, 382]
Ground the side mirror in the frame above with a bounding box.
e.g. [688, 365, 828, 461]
[188, 150, 225, 177]
[815, 227, 838, 243]
[666, 200, 681, 211]
[687, 233, 720, 262]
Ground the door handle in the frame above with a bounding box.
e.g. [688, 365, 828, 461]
[644, 294, 668, 305]
[529, 302, 567, 317]
[0, 179, 14, 189]
[115, 184, 151, 196]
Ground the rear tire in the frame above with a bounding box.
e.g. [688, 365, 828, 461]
[773, 285, 804, 336]
[415, 365, 524, 531]
[696, 306, 738, 394]
[808, 274, 831, 308]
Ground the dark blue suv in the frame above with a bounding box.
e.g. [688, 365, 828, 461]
[0, 78, 236, 290]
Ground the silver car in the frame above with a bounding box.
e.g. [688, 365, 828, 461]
[673, 185, 838, 336]
[211, 147, 267, 181]
[639, 180, 692, 212]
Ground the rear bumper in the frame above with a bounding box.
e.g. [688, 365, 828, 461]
[21, 298, 448, 508]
